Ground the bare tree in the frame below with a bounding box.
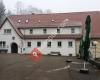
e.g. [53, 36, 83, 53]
[44, 9, 52, 14]
[6, 10, 12, 16]
[14, 1, 52, 14]
[26, 5, 43, 14]
[15, 1, 23, 14]
[0, 0, 5, 18]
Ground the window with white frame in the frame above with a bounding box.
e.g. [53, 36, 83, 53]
[4, 29, 11, 34]
[71, 28, 75, 33]
[47, 41, 51, 47]
[27, 42, 31, 47]
[58, 41, 62, 47]
[68, 41, 73, 47]
[30, 29, 33, 34]
[37, 42, 41, 47]
[43, 28, 47, 34]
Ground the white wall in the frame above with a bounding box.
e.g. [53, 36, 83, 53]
[0, 20, 22, 53]
[20, 27, 82, 35]
[22, 39, 76, 56]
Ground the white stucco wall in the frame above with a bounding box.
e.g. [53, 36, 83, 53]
[22, 39, 76, 56]
[20, 27, 82, 35]
[0, 20, 22, 53]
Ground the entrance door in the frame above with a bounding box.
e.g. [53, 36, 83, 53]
[11, 43, 18, 53]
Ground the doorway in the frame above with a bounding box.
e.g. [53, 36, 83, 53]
[11, 43, 18, 53]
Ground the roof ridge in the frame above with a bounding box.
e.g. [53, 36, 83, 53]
[8, 11, 100, 17]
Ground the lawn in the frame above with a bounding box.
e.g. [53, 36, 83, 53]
[0, 54, 99, 80]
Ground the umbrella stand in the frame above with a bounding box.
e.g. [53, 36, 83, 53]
[84, 61, 86, 69]
[79, 15, 91, 74]
[80, 61, 89, 74]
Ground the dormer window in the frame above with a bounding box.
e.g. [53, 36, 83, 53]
[65, 18, 69, 22]
[38, 20, 41, 23]
[18, 20, 21, 23]
[51, 19, 55, 22]
[26, 20, 29, 23]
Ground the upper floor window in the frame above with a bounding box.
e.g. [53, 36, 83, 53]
[43, 28, 47, 34]
[37, 42, 41, 47]
[58, 41, 62, 47]
[30, 29, 33, 34]
[4, 29, 11, 34]
[27, 42, 31, 47]
[47, 42, 51, 47]
[68, 41, 73, 47]
[57, 28, 60, 33]
[71, 28, 75, 33]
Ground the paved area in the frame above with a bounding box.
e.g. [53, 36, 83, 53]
[0, 54, 100, 80]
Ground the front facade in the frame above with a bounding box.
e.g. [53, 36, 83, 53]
[0, 18, 81, 56]
[0, 11, 100, 57]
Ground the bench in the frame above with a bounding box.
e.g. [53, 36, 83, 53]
[48, 51, 61, 56]
[0, 49, 8, 53]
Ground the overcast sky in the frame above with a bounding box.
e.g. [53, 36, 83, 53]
[3, 0, 100, 13]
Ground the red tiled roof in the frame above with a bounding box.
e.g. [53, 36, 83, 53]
[1, 11, 100, 39]
[8, 14, 82, 28]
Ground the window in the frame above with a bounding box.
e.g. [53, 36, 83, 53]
[47, 42, 51, 47]
[71, 28, 75, 33]
[37, 42, 41, 47]
[58, 41, 62, 47]
[27, 42, 31, 47]
[0, 41, 6, 47]
[26, 20, 28, 23]
[3, 42, 5, 46]
[4, 29, 11, 34]
[43, 28, 47, 34]
[30, 29, 33, 34]
[18, 20, 21, 23]
[68, 41, 73, 47]
[57, 28, 60, 33]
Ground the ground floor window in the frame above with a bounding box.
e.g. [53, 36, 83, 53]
[37, 42, 41, 47]
[27, 42, 31, 47]
[47, 42, 51, 47]
[26, 41, 74, 48]
[58, 41, 62, 47]
[68, 41, 73, 47]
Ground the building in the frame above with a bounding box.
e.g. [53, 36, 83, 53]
[0, 11, 100, 57]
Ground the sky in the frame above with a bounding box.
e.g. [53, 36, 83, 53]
[3, 0, 100, 13]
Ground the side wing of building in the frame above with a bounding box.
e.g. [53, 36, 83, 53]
[0, 18, 22, 53]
